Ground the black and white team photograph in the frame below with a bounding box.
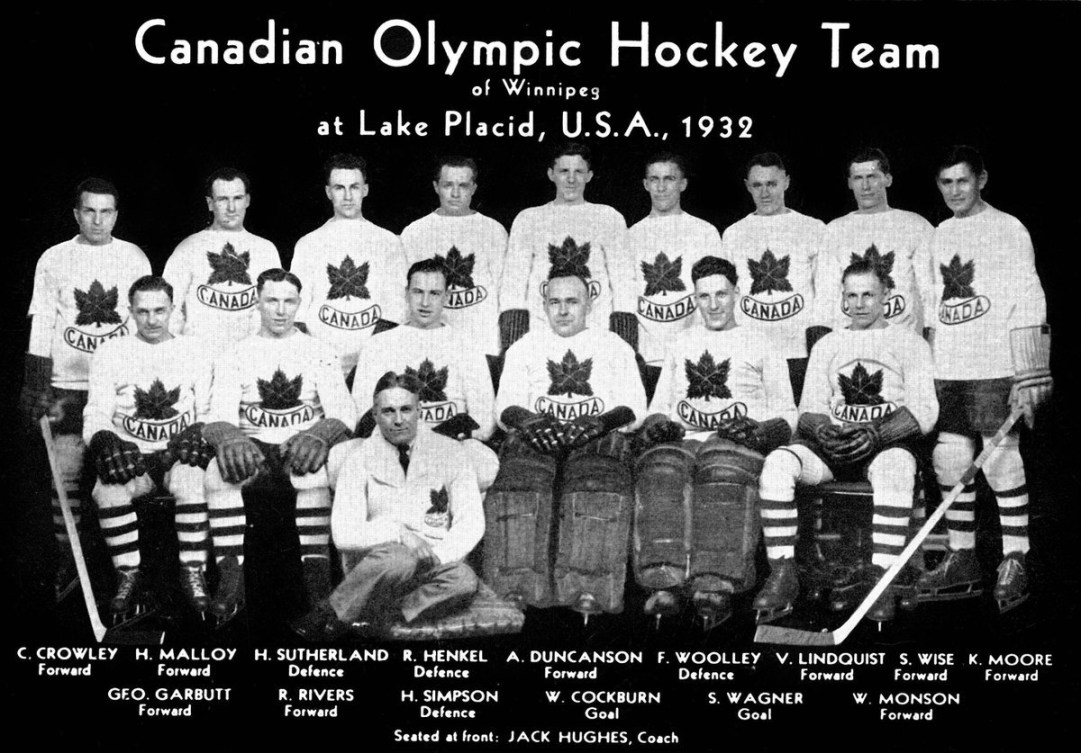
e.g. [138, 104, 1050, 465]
[6, 5, 1079, 751]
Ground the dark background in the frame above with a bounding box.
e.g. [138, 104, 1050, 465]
[6, 4, 1079, 751]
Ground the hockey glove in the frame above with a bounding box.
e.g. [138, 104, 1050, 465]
[89, 430, 146, 484]
[502, 407, 562, 455]
[282, 418, 352, 475]
[720, 416, 792, 455]
[562, 406, 636, 449]
[609, 311, 639, 352]
[638, 414, 686, 449]
[167, 422, 213, 469]
[433, 413, 480, 440]
[828, 424, 878, 465]
[19, 354, 55, 424]
[203, 421, 266, 483]
[798, 412, 847, 460]
[498, 309, 530, 352]
[1010, 325, 1053, 429]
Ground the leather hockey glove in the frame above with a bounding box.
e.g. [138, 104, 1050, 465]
[798, 413, 847, 460]
[830, 407, 922, 465]
[167, 422, 213, 469]
[638, 413, 686, 449]
[1010, 325, 1053, 429]
[498, 309, 530, 352]
[281, 418, 353, 475]
[89, 430, 147, 484]
[203, 421, 266, 483]
[20, 354, 55, 424]
[720, 416, 792, 455]
[502, 407, 562, 454]
[433, 413, 480, 440]
[562, 406, 636, 449]
[609, 312, 639, 352]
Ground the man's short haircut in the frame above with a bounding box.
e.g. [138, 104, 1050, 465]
[128, 275, 174, 304]
[938, 145, 985, 177]
[407, 258, 448, 287]
[373, 371, 422, 402]
[848, 147, 891, 176]
[324, 153, 368, 184]
[551, 141, 592, 170]
[545, 270, 591, 291]
[745, 152, 787, 177]
[74, 177, 119, 209]
[256, 268, 303, 294]
[205, 167, 251, 196]
[691, 256, 738, 288]
[435, 155, 479, 182]
[842, 258, 890, 289]
[645, 151, 687, 178]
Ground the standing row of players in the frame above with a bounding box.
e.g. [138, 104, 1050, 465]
[21, 142, 1050, 632]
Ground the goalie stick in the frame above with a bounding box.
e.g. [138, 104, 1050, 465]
[755, 406, 1022, 646]
[40, 416, 164, 645]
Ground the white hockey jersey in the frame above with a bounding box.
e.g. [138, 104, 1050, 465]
[400, 211, 507, 356]
[630, 212, 723, 364]
[28, 236, 151, 389]
[83, 335, 212, 452]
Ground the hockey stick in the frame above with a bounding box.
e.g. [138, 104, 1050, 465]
[755, 406, 1022, 646]
[39, 417, 164, 645]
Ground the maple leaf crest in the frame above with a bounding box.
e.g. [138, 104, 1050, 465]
[257, 368, 303, 410]
[547, 350, 593, 397]
[133, 378, 181, 420]
[326, 255, 370, 300]
[206, 242, 252, 285]
[547, 236, 592, 280]
[435, 246, 475, 289]
[838, 362, 884, 405]
[642, 252, 687, 297]
[427, 487, 449, 515]
[405, 358, 449, 402]
[850, 243, 896, 290]
[73, 280, 123, 326]
[684, 351, 732, 401]
[746, 249, 793, 296]
[940, 254, 976, 300]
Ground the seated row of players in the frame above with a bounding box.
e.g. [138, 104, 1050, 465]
[22, 143, 1050, 630]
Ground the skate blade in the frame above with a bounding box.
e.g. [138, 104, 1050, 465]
[997, 593, 1029, 614]
[213, 605, 245, 629]
[916, 584, 983, 602]
[112, 603, 145, 627]
[755, 604, 793, 624]
[698, 611, 732, 632]
[55, 577, 80, 603]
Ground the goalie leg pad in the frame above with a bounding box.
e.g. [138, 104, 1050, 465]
[633, 441, 696, 592]
[483, 436, 558, 607]
[553, 434, 635, 613]
[690, 438, 765, 593]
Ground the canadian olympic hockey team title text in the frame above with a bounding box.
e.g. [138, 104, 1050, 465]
[134, 20, 940, 76]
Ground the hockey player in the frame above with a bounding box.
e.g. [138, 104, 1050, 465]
[489, 273, 647, 618]
[202, 269, 357, 624]
[83, 276, 214, 617]
[350, 258, 499, 490]
[631, 153, 723, 366]
[21, 178, 151, 594]
[753, 259, 938, 624]
[918, 146, 1051, 613]
[399, 156, 507, 357]
[291, 372, 483, 641]
[163, 167, 282, 354]
[720, 153, 824, 360]
[635, 256, 796, 627]
[814, 148, 935, 334]
[291, 153, 409, 377]
[498, 142, 638, 354]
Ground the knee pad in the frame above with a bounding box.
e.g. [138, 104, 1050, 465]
[867, 448, 917, 497]
[54, 434, 87, 489]
[982, 433, 1024, 491]
[933, 432, 976, 485]
[554, 447, 635, 612]
[483, 440, 558, 607]
[290, 466, 330, 491]
[633, 442, 695, 590]
[167, 463, 206, 501]
[690, 441, 765, 592]
[760, 447, 803, 499]
[92, 475, 152, 509]
[204, 461, 241, 494]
